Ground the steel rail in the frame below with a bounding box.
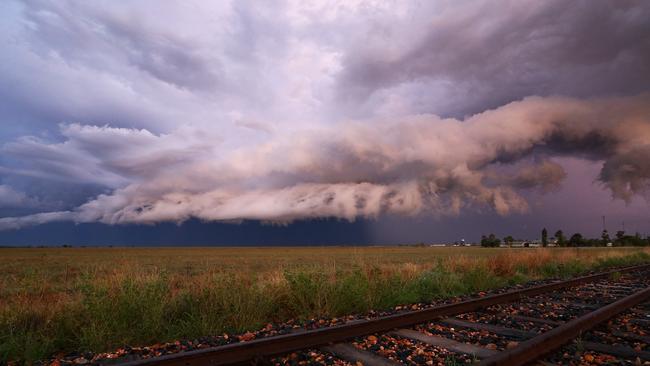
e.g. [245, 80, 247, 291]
[478, 285, 650, 366]
[120, 264, 650, 366]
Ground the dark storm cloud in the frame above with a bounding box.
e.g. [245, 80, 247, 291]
[0, 1, 649, 233]
[337, 0, 650, 117]
[600, 145, 650, 202]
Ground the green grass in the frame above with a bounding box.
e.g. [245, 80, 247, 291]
[1, 246, 649, 363]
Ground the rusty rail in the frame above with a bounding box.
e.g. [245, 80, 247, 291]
[120, 264, 650, 366]
[478, 285, 650, 366]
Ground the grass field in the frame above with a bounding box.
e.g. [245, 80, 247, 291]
[2, 246, 650, 363]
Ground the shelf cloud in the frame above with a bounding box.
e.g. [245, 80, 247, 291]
[2, 94, 649, 230]
[0, 0, 649, 231]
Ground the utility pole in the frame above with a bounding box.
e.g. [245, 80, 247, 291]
[602, 216, 606, 231]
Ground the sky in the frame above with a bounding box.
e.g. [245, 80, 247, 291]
[1, 0, 649, 245]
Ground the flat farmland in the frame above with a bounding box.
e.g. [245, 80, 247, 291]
[2, 246, 649, 362]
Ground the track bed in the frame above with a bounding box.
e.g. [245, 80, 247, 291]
[50, 265, 650, 366]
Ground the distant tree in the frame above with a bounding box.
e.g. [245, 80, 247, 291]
[616, 230, 625, 241]
[481, 233, 501, 248]
[569, 233, 584, 247]
[541, 228, 548, 247]
[601, 230, 610, 246]
[491, 234, 501, 247]
[616, 232, 648, 247]
[503, 235, 514, 247]
[554, 230, 566, 246]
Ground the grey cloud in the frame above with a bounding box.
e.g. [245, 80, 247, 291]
[19, 0, 297, 97]
[0, 185, 38, 208]
[21, 1, 222, 91]
[1, 123, 219, 187]
[337, 0, 650, 117]
[600, 145, 650, 202]
[0, 0, 299, 145]
[508, 160, 567, 192]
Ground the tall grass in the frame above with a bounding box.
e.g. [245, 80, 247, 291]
[1, 247, 649, 363]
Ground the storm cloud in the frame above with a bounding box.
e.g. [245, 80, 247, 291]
[0, 0, 649, 232]
[336, 0, 650, 118]
[2, 94, 650, 229]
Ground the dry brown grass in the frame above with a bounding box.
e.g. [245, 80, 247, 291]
[1, 246, 649, 362]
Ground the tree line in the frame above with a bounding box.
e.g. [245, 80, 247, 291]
[481, 228, 650, 247]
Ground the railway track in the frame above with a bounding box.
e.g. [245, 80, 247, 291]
[119, 264, 650, 366]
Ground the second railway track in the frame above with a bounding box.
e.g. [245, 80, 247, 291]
[119, 264, 650, 366]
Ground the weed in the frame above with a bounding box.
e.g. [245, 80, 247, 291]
[610, 271, 622, 281]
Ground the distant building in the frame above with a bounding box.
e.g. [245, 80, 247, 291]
[500, 239, 542, 248]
